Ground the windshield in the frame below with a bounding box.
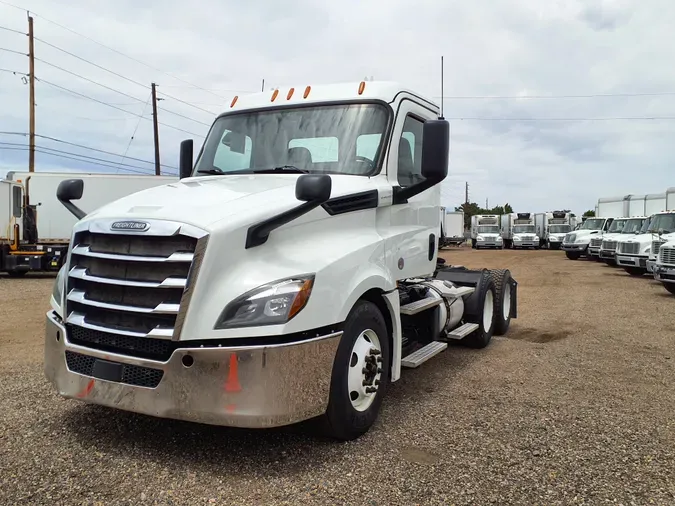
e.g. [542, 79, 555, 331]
[194, 103, 390, 176]
[549, 224, 571, 233]
[621, 218, 645, 234]
[581, 218, 605, 230]
[640, 217, 652, 233]
[513, 225, 536, 234]
[648, 213, 675, 234]
[478, 226, 500, 234]
[607, 219, 627, 233]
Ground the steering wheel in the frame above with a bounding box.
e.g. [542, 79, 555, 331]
[354, 156, 375, 173]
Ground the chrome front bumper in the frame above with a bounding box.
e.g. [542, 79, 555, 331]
[562, 243, 587, 252]
[44, 311, 342, 428]
[476, 241, 501, 248]
[599, 249, 616, 260]
[653, 264, 675, 283]
[616, 255, 647, 268]
[588, 247, 600, 256]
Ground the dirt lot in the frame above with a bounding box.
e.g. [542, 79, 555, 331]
[1, 249, 674, 505]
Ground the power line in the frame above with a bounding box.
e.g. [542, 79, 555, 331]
[0, 131, 179, 170]
[35, 78, 205, 137]
[435, 91, 675, 100]
[0, 67, 27, 75]
[0, 24, 25, 35]
[157, 89, 218, 115]
[157, 106, 211, 126]
[0, 47, 26, 56]
[445, 116, 675, 121]
[120, 93, 152, 167]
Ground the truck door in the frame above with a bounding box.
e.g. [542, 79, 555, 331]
[9, 183, 23, 245]
[383, 97, 440, 279]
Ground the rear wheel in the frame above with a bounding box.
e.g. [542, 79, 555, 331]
[565, 251, 580, 260]
[489, 269, 513, 336]
[320, 300, 390, 441]
[461, 270, 496, 349]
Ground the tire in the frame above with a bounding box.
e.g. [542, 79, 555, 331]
[489, 269, 513, 336]
[461, 270, 497, 349]
[663, 283, 675, 295]
[565, 251, 580, 260]
[319, 300, 390, 441]
[624, 267, 645, 277]
[7, 270, 27, 277]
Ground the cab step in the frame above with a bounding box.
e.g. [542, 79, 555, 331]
[401, 341, 448, 368]
[444, 322, 479, 340]
[400, 297, 442, 315]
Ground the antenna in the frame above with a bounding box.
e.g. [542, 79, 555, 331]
[439, 55, 444, 119]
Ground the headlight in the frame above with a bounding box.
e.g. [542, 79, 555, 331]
[575, 237, 589, 244]
[477, 236, 485, 241]
[51, 265, 67, 317]
[497, 237, 503, 241]
[645, 247, 651, 255]
[534, 236, 539, 242]
[514, 237, 521, 241]
[215, 275, 314, 330]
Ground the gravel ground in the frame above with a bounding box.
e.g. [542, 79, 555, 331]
[1, 250, 674, 505]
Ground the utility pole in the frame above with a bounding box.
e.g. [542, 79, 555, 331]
[261, 78, 265, 92]
[465, 182, 469, 204]
[151, 83, 161, 175]
[486, 198, 488, 209]
[28, 14, 35, 172]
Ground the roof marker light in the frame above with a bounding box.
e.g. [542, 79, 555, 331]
[358, 81, 366, 95]
[303, 85, 311, 98]
[287, 87, 295, 100]
[271, 89, 279, 102]
[230, 95, 238, 108]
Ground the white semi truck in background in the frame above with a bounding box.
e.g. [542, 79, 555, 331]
[44, 81, 519, 441]
[588, 217, 627, 260]
[598, 216, 648, 265]
[500, 212, 538, 250]
[534, 211, 575, 249]
[0, 171, 176, 276]
[470, 214, 503, 249]
[646, 187, 675, 274]
[438, 207, 465, 248]
[617, 211, 675, 276]
[561, 217, 615, 260]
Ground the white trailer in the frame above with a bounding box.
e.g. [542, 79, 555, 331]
[439, 208, 464, 247]
[596, 195, 630, 218]
[470, 214, 502, 249]
[667, 187, 675, 210]
[628, 195, 646, 217]
[645, 193, 666, 215]
[1, 171, 176, 275]
[43, 81, 519, 441]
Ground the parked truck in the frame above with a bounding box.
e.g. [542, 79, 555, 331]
[561, 217, 614, 260]
[588, 217, 627, 260]
[646, 188, 675, 274]
[438, 207, 465, 248]
[1, 171, 177, 276]
[500, 212, 538, 250]
[534, 211, 574, 249]
[598, 216, 648, 265]
[44, 81, 519, 441]
[653, 235, 675, 295]
[617, 211, 675, 276]
[470, 214, 503, 249]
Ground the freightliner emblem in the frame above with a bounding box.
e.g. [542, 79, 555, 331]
[111, 220, 149, 231]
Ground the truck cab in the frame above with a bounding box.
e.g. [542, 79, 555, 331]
[501, 212, 538, 250]
[44, 81, 518, 441]
[654, 235, 675, 295]
[471, 215, 503, 249]
[589, 217, 627, 260]
[599, 216, 647, 265]
[561, 217, 614, 260]
[617, 212, 675, 276]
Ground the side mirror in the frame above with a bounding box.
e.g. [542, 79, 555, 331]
[295, 174, 332, 203]
[56, 179, 86, 220]
[420, 119, 449, 181]
[179, 139, 194, 179]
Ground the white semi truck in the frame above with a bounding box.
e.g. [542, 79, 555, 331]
[1, 171, 176, 276]
[438, 207, 465, 248]
[470, 214, 503, 249]
[617, 211, 675, 276]
[598, 216, 648, 265]
[646, 187, 675, 274]
[500, 212, 538, 250]
[588, 217, 627, 260]
[44, 81, 519, 441]
[561, 217, 614, 260]
[534, 211, 574, 250]
[653, 235, 675, 295]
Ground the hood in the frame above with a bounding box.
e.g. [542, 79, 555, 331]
[618, 233, 655, 246]
[80, 174, 386, 232]
[572, 229, 601, 238]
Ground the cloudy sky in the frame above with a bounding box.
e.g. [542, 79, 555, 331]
[1, 0, 674, 214]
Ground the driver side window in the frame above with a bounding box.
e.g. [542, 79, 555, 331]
[397, 115, 424, 187]
[213, 129, 253, 171]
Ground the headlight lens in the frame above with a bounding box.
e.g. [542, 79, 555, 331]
[534, 236, 539, 242]
[477, 236, 484, 241]
[215, 275, 314, 329]
[496, 237, 503, 241]
[51, 265, 66, 316]
[514, 237, 521, 241]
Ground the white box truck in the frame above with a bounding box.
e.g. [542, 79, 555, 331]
[438, 207, 464, 248]
[617, 211, 675, 276]
[598, 216, 648, 265]
[470, 214, 503, 249]
[645, 193, 666, 215]
[500, 212, 538, 250]
[534, 211, 573, 249]
[43, 81, 519, 441]
[628, 195, 646, 217]
[1, 172, 176, 276]
[561, 217, 614, 260]
[596, 195, 630, 218]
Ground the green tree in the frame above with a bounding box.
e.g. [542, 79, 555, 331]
[583, 209, 596, 217]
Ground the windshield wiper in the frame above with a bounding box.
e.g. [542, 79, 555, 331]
[196, 167, 225, 175]
[251, 165, 309, 174]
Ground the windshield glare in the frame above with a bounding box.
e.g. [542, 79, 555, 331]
[582, 218, 605, 230]
[549, 225, 571, 233]
[478, 226, 500, 234]
[608, 220, 627, 233]
[621, 219, 645, 234]
[648, 213, 675, 234]
[513, 225, 536, 234]
[194, 103, 390, 177]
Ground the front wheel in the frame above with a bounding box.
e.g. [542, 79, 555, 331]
[319, 300, 390, 441]
[565, 251, 581, 260]
[624, 267, 645, 277]
[663, 283, 675, 295]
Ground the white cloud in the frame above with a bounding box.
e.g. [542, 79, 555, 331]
[1, 0, 674, 215]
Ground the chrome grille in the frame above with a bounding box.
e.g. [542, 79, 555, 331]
[521, 235, 535, 241]
[590, 237, 603, 248]
[64, 220, 208, 345]
[601, 240, 617, 251]
[618, 242, 640, 255]
[660, 247, 675, 266]
[564, 233, 576, 243]
[652, 240, 665, 256]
